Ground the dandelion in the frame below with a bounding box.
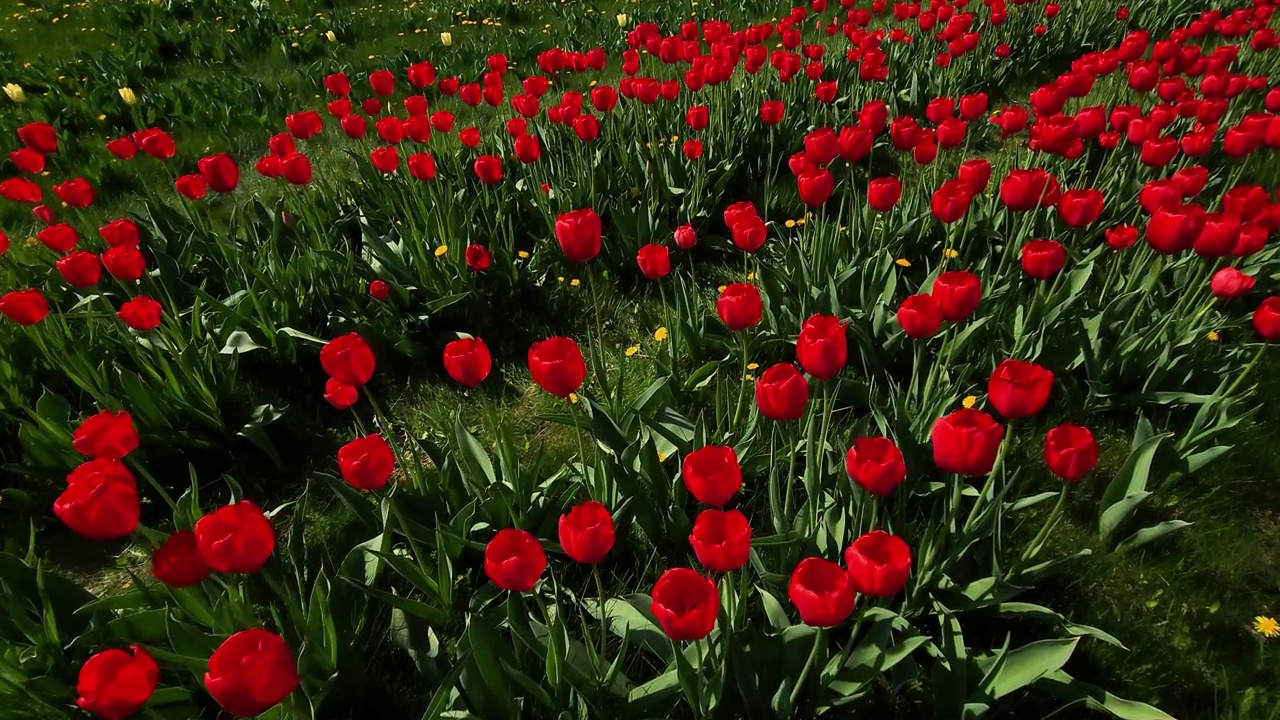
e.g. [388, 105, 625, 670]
[3, 82, 24, 103]
[654, 327, 668, 341]
[434, 245, 448, 257]
[746, 272, 755, 280]
[557, 276, 565, 283]
[962, 395, 978, 409]
[746, 363, 759, 370]
[785, 219, 796, 228]
[568, 392, 579, 404]
[625, 345, 639, 357]
[570, 278, 581, 287]
[118, 87, 137, 105]
[1254, 616, 1279, 638]
[440, 31, 453, 46]
[1207, 330, 1220, 342]
[896, 258, 912, 267]
[944, 248, 959, 259]
[517, 251, 530, 259]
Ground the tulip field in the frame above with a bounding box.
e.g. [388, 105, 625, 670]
[5, 0, 1280, 717]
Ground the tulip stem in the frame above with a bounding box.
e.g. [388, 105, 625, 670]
[1221, 343, 1268, 402]
[1012, 484, 1070, 576]
[593, 566, 609, 665]
[789, 627, 826, 708]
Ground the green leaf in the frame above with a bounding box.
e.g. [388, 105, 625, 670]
[220, 330, 263, 355]
[1035, 670, 1176, 719]
[979, 638, 1078, 700]
[1113, 521, 1191, 555]
[454, 417, 498, 488]
[757, 586, 790, 631]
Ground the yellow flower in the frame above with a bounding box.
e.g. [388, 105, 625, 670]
[746, 362, 759, 370]
[654, 327, 668, 341]
[744, 373, 754, 381]
[962, 396, 977, 409]
[97, 114, 105, 121]
[569, 278, 581, 287]
[434, 245, 448, 257]
[1254, 616, 1280, 638]
[517, 250, 530, 259]
[440, 31, 453, 46]
[625, 345, 639, 357]
[785, 219, 796, 228]
[325, 30, 336, 41]
[3, 83, 25, 103]
[670, 135, 680, 143]
[746, 272, 755, 280]
[717, 285, 727, 293]
[1206, 330, 1220, 342]
[616, 12, 628, 26]
[944, 248, 959, 259]
[117, 87, 137, 105]
[796, 216, 806, 226]
[23, 236, 37, 249]
[557, 276, 565, 283]
[568, 392, 579, 404]
[896, 258, 911, 267]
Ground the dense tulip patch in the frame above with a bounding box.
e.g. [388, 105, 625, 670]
[1, 0, 1280, 717]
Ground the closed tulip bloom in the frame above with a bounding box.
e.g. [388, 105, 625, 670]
[54, 462, 139, 540]
[988, 359, 1054, 418]
[931, 408, 1005, 476]
[405, 151, 436, 182]
[1000, 169, 1061, 212]
[896, 294, 943, 338]
[514, 134, 541, 164]
[473, 154, 502, 185]
[368, 279, 390, 301]
[845, 437, 906, 496]
[1057, 188, 1104, 228]
[338, 434, 395, 491]
[321, 333, 376, 387]
[1252, 297, 1280, 341]
[73, 410, 139, 459]
[282, 153, 313, 185]
[284, 111, 323, 139]
[681, 445, 742, 507]
[340, 114, 368, 139]
[755, 364, 809, 421]
[204, 630, 299, 718]
[465, 244, 491, 271]
[151, 530, 211, 588]
[528, 337, 586, 397]
[651, 568, 719, 640]
[796, 314, 847, 380]
[117, 296, 162, 331]
[868, 177, 901, 212]
[843, 531, 911, 597]
[1210, 267, 1255, 299]
[558, 501, 615, 565]
[838, 126, 873, 163]
[368, 69, 395, 96]
[931, 270, 982, 322]
[1043, 423, 1099, 482]
[931, 179, 974, 224]
[175, 174, 206, 199]
[804, 127, 839, 165]
[197, 153, 238, 193]
[106, 137, 137, 159]
[797, 168, 834, 206]
[17, 121, 57, 154]
[729, 215, 767, 252]
[689, 508, 751, 573]
[1145, 204, 1206, 254]
[484, 528, 546, 592]
[760, 99, 786, 125]
[0, 176, 42, 203]
[686, 105, 709, 130]
[789, 557, 856, 626]
[324, 378, 358, 410]
[102, 246, 146, 282]
[323, 71, 351, 96]
[370, 146, 399, 173]
[9, 147, 42, 173]
[1194, 213, 1241, 258]
[53, 177, 94, 207]
[76, 646, 159, 720]
[195, 501, 276, 573]
[636, 244, 671, 280]
[1020, 239, 1067, 280]
[442, 337, 492, 388]
[717, 283, 763, 330]
[0, 289, 50, 325]
[57, 251, 102, 288]
[555, 208, 602, 263]
[674, 224, 697, 250]
[957, 158, 993, 193]
[1105, 225, 1139, 250]
[38, 222, 78, 252]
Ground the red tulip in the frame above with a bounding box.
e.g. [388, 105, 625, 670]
[443, 337, 491, 388]
[689, 509, 752, 572]
[1145, 204, 1206, 254]
[17, 121, 57, 154]
[175, 174, 206, 199]
[323, 71, 351, 96]
[204, 630, 299, 717]
[1000, 169, 1060, 211]
[0, 289, 49, 325]
[465, 244, 491, 271]
[845, 437, 906, 496]
[117, 296, 162, 331]
[73, 410, 139, 459]
[868, 177, 901, 212]
[1057, 189, 1104, 228]
[195, 501, 276, 573]
[797, 169, 834, 207]
[324, 378, 358, 410]
[0, 177, 41, 203]
[151, 530, 211, 588]
[957, 159, 992, 193]
[514, 134, 541, 164]
[320, 333, 376, 387]
[755, 364, 809, 421]
[197, 153, 239, 193]
[896, 294, 943, 338]
[1209, 267, 1255, 299]
[1253, 297, 1280, 341]
[555, 208, 602, 263]
[37, 222, 77, 252]
[284, 111, 323, 140]
[135, 128, 176, 159]
[558, 501, 615, 565]
[651, 568, 718, 640]
[789, 557, 856, 626]
[99, 219, 139, 248]
[368, 280, 390, 301]
[797, 314, 847, 380]
[484, 528, 546, 592]
[988, 359, 1054, 418]
[1107, 225, 1138, 251]
[430, 110, 455, 132]
[717, 283, 763, 330]
[838, 126, 873, 163]
[843, 530, 911, 597]
[370, 146, 399, 173]
[528, 337, 586, 397]
[57, 251, 102, 288]
[102, 246, 146, 282]
[55, 459, 139, 539]
[674, 224, 697, 250]
[931, 408, 1005, 475]
[368, 69, 395, 96]
[931, 178, 973, 224]
[636, 244, 671, 280]
[76, 646, 158, 720]
[338, 434, 394, 491]
[106, 137, 137, 159]
[10, 147, 44, 173]
[1020, 239, 1067, 280]
[681, 445, 742, 507]
[760, 99, 786, 125]
[931, 270, 982, 322]
[473, 154, 502, 185]
[1043, 423, 1099, 482]
[282, 153, 313, 185]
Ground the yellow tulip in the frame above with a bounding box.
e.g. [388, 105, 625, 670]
[3, 83, 24, 103]
[616, 13, 628, 26]
[325, 30, 336, 42]
[440, 31, 453, 46]
[118, 87, 137, 105]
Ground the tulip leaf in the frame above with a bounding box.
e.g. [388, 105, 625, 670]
[978, 637, 1078, 700]
[220, 330, 263, 354]
[1113, 521, 1192, 555]
[454, 417, 498, 488]
[756, 586, 791, 632]
[1035, 670, 1176, 719]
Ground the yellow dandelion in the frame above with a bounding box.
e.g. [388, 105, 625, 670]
[744, 373, 755, 381]
[1254, 616, 1280, 638]
[796, 216, 806, 226]
[746, 362, 759, 370]
[962, 395, 977, 409]
[654, 327, 668, 341]
[24, 236, 37, 249]
[944, 248, 959, 259]
[896, 258, 911, 267]
[785, 219, 796, 228]
[557, 276, 565, 283]
[625, 345, 639, 357]
[517, 250, 530, 259]
[746, 272, 755, 280]
[717, 285, 727, 293]
[570, 278, 581, 287]
[568, 392, 579, 404]
[434, 245, 448, 257]
[670, 135, 680, 143]
[1207, 330, 1220, 342]
[96, 114, 105, 121]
